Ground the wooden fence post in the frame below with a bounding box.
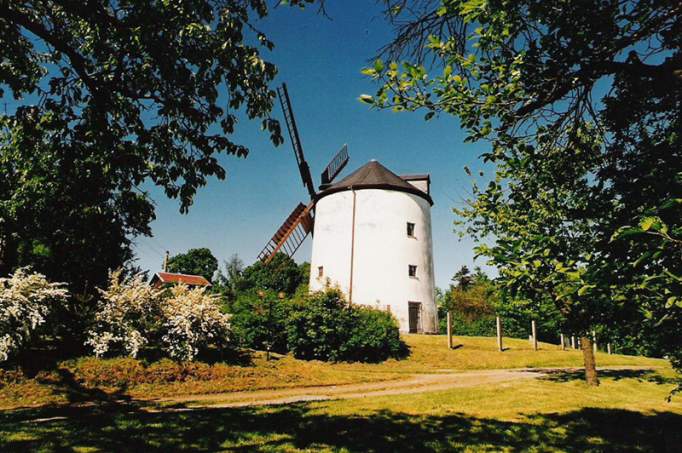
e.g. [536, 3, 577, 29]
[496, 316, 503, 352]
[592, 331, 597, 354]
[560, 333, 566, 351]
[607, 343, 612, 355]
[571, 335, 576, 349]
[447, 311, 453, 349]
[531, 320, 538, 351]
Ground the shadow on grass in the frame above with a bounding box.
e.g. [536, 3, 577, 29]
[37, 368, 133, 406]
[1, 402, 680, 452]
[542, 368, 676, 385]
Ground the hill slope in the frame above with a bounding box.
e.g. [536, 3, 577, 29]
[0, 334, 670, 409]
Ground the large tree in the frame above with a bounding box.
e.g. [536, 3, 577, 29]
[167, 248, 219, 282]
[365, 0, 681, 385]
[0, 0, 314, 292]
[241, 253, 308, 296]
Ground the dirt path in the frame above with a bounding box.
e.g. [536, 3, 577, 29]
[149, 366, 657, 409]
[150, 369, 539, 409]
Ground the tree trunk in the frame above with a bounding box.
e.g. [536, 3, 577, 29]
[0, 233, 14, 277]
[581, 336, 599, 386]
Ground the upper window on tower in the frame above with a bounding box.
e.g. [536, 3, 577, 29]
[408, 265, 417, 277]
[318, 266, 324, 277]
[407, 222, 416, 237]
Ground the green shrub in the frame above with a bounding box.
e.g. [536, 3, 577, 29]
[286, 289, 406, 362]
[438, 313, 496, 337]
[230, 289, 291, 354]
[343, 306, 406, 362]
[285, 289, 353, 361]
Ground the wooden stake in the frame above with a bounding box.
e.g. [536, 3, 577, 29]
[607, 343, 612, 355]
[446, 311, 453, 349]
[560, 333, 566, 351]
[571, 336, 576, 349]
[531, 320, 538, 351]
[496, 316, 503, 352]
[592, 330, 597, 354]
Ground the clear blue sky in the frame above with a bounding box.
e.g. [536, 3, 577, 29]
[134, 2, 496, 289]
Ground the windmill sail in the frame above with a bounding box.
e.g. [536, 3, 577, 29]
[257, 202, 314, 264]
[277, 84, 316, 200]
[320, 144, 349, 186]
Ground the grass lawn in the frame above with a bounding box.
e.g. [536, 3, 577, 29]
[1, 334, 679, 451]
[1, 370, 680, 451]
[332, 334, 668, 374]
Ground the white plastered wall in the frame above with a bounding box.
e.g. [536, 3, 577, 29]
[309, 188, 437, 333]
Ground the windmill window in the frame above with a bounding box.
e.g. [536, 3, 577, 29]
[408, 265, 417, 277]
[318, 266, 324, 277]
[406, 222, 416, 237]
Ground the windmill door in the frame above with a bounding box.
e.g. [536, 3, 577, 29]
[408, 302, 421, 333]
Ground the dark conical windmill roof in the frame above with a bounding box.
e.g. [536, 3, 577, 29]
[316, 160, 433, 205]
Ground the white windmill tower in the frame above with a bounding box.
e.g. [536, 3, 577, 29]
[258, 84, 437, 334]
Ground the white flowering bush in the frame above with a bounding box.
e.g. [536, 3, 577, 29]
[0, 268, 69, 362]
[85, 270, 162, 358]
[86, 271, 230, 361]
[160, 285, 231, 362]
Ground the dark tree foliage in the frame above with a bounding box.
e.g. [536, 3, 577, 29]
[451, 265, 473, 290]
[212, 254, 247, 303]
[166, 248, 219, 282]
[241, 253, 308, 296]
[0, 0, 315, 293]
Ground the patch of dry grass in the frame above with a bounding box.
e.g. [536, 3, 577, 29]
[0, 334, 672, 411]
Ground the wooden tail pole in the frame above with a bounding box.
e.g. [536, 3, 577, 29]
[447, 311, 453, 349]
[531, 320, 538, 351]
[496, 316, 503, 352]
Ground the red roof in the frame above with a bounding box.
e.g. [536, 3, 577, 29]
[152, 272, 212, 287]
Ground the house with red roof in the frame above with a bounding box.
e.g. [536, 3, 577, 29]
[150, 272, 212, 289]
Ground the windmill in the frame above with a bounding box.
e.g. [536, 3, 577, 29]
[257, 84, 349, 264]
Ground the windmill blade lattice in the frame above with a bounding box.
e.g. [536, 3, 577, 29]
[277, 84, 316, 200]
[257, 201, 315, 264]
[321, 144, 349, 186]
